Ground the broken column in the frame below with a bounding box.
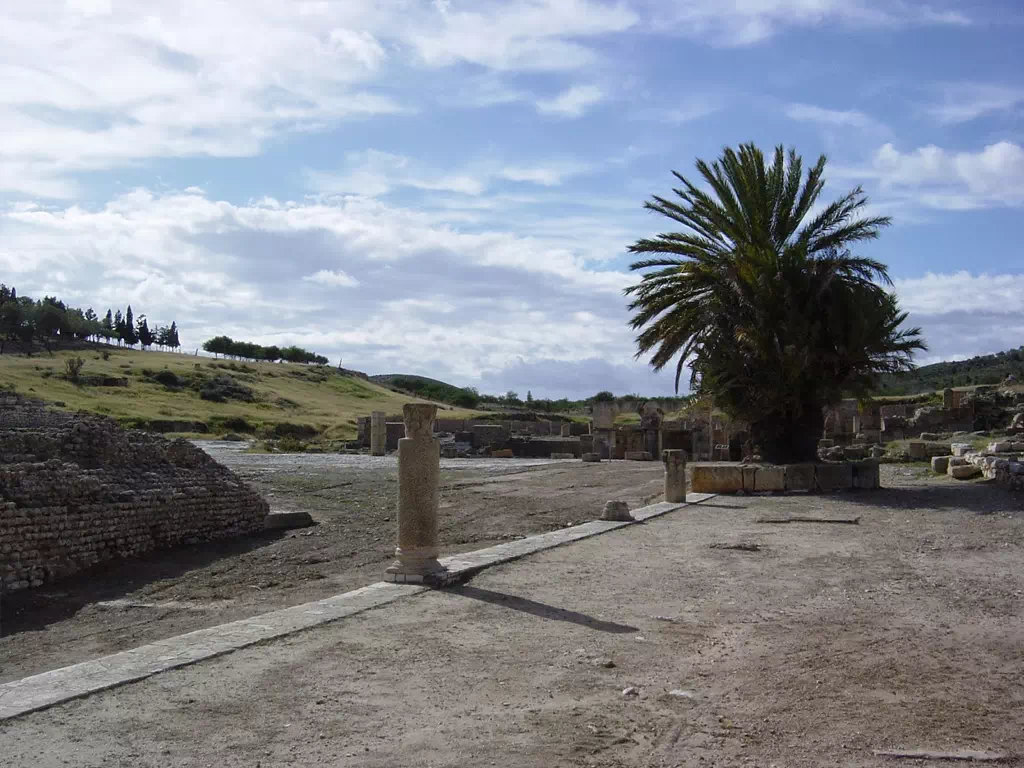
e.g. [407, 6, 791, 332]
[370, 411, 386, 456]
[663, 449, 687, 503]
[384, 404, 447, 584]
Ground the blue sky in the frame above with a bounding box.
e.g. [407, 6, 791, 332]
[1, 0, 1022, 398]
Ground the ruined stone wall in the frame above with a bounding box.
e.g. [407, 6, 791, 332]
[0, 395, 268, 592]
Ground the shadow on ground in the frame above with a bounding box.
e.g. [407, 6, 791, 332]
[447, 585, 639, 634]
[0, 531, 286, 638]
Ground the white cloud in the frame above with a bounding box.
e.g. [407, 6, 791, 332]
[895, 272, 1024, 316]
[785, 103, 884, 132]
[926, 83, 1024, 124]
[303, 269, 360, 288]
[536, 85, 605, 118]
[305, 151, 592, 197]
[835, 141, 1024, 209]
[0, 1, 636, 197]
[642, 0, 970, 46]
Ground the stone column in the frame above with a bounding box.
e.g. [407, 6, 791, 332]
[943, 388, 954, 409]
[370, 411, 386, 456]
[663, 449, 687, 503]
[560, 423, 571, 437]
[384, 404, 447, 584]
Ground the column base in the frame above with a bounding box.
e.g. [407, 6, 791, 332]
[383, 552, 448, 584]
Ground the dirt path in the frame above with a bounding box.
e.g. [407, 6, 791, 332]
[2, 466, 1021, 767]
[0, 449, 666, 682]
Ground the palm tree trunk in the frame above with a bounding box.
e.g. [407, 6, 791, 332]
[750, 407, 824, 464]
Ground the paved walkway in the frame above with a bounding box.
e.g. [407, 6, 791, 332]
[2, 484, 1022, 768]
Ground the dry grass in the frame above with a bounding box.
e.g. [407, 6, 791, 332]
[0, 348, 478, 440]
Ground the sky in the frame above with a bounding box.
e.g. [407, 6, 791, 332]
[1, 0, 1023, 399]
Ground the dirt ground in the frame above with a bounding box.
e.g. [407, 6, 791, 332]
[2, 463, 1022, 767]
[1, 445, 668, 682]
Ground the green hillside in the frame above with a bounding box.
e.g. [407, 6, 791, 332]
[880, 347, 1024, 395]
[0, 348, 477, 441]
[370, 373, 480, 407]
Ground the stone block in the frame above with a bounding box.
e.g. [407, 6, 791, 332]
[754, 466, 786, 492]
[491, 449, 514, 458]
[625, 451, 653, 461]
[949, 464, 982, 480]
[989, 441, 1013, 453]
[741, 465, 756, 492]
[784, 463, 815, 492]
[948, 456, 968, 471]
[852, 460, 880, 489]
[908, 441, 926, 461]
[920, 432, 939, 441]
[263, 511, 315, 530]
[550, 452, 575, 459]
[818, 439, 835, 448]
[560, 423, 571, 437]
[602, 500, 633, 522]
[931, 456, 950, 474]
[815, 463, 854, 492]
[951, 443, 973, 457]
[691, 464, 743, 493]
[581, 452, 601, 462]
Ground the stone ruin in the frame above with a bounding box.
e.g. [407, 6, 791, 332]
[930, 438, 1024, 492]
[0, 393, 269, 592]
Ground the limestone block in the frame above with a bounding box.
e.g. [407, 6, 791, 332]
[550, 452, 575, 459]
[741, 466, 756, 492]
[263, 511, 314, 530]
[491, 449, 514, 458]
[370, 411, 386, 456]
[625, 451, 653, 461]
[947, 457, 969, 471]
[920, 432, 939, 441]
[951, 443, 973, 457]
[754, 466, 786, 492]
[602, 500, 633, 522]
[989, 441, 1013, 453]
[815, 463, 854, 492]
[908, 441, 926, 461]
[662, 449, 687, 503]
[784, 463, 815, 492]
[818, 439, 835, 448]
[560, 423, 571, 437]
[931, 456, 950, 474]
[581, 453, 601, 462]
[950, 464, 982, 480]
[691, 464, 743, 493]
[852, 461, 880, 489]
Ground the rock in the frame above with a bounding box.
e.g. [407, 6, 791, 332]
[825, 446, 845, 461]
[949, 464, 982, 480]
[667, 690, 694, 699]
[622, 687, 639, 697]
[951, 443, 973, 457]
[264, 510, 315, 530]
[988, 441, 1013, 453]
[581, 452, 601, 463]
[908, 441, 926, 461]
[491, 448, 514, 458]
[931, 456, 950, 474]
[920, 432, 939, 441]
[870, 446, 887, 459]
[602, 500, 633, 522]
[593, 658, 616, 669]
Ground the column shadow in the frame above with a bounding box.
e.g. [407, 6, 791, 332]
[448, 585, 638, 634]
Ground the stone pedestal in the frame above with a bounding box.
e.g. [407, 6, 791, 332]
[602, 500, 633, 522]
[663, 449, 687, 503]
[370, 411, 386, 456]
[384, 404, 447, 584]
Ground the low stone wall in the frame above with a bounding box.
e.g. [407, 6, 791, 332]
[0, 395, 269, 592]
[691, 461, 880, 494]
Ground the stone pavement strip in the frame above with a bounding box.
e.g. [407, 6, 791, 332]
[0, 492, 714, 721]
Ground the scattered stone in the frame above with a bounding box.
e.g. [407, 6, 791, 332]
[667, 690, 694, 699]
[951, 443, 973, 457]
[581, 452, 601, 463]
[949, 464, 982, 480]
[622, 687, 639, 697]
[263, 511, 315, 530]
[602, 500, 633, 522]
[593, 658, 616, 669]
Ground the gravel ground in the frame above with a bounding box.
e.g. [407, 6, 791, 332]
[1, 464, 1021, 767]
[1, 445, 667, 681]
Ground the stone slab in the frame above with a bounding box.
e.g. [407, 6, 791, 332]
[624, 451, 653, 461]
[931, 456, 950, 474]
[815, 463, 854, 492]
[741, 466, 756, 492]
[950, 464, 982, 480]
[263, 511, 315, 530]
[550, 452, 575, 460]
[691, 464, 743, 493]
[784, 463, 815, 492]
[581, 453, 601, 462]
[754, 466, 786, 492]
[852, 461, 881, 490]
[0, 493, 715, 722]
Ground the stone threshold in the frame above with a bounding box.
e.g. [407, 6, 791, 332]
[0, 492, 715, 722]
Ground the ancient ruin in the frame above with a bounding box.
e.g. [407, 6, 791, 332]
[0, 393, 268, 592]
[384, 404, 447, 584]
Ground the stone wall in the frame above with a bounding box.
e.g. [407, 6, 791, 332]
[0, 395, 268, 592]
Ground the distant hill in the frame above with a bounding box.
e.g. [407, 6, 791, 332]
[0, 349, 477, 441]
[370, 374, 479, 408]
[880, 347, 1024, 395]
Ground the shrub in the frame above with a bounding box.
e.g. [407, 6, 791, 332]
[199, 374, 255, 403]
[277, 435, 306, 453]
[101, 351, 111, 361]
[152, 369, 183, 388]
[65, 356, 85, 380]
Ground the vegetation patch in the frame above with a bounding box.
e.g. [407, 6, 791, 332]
[199, 374, 255, 403]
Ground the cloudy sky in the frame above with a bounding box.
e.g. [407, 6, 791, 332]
[2, 1, 1022, 398]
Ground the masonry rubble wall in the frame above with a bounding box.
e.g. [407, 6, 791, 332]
[0, 394, 268, 592]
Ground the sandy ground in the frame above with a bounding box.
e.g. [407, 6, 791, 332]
[1, 446, 668, 682]
[1, 466, 1022, 767]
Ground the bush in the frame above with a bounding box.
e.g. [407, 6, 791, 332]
[65, 356, 85, 380]
[199, 374, 255, 403]
[593, 391, 616, 402]
[152, 369, 183, 388]
[212, 415, 254, 433]
[101, 351, 111, 361]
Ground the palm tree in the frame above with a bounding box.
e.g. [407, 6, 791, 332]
[626, 143, 925, 463]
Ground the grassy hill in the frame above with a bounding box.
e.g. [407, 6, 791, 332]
[0, 348, 477, 441]
[880, 347, 1024, 395]
[370, 373, 479, 407]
